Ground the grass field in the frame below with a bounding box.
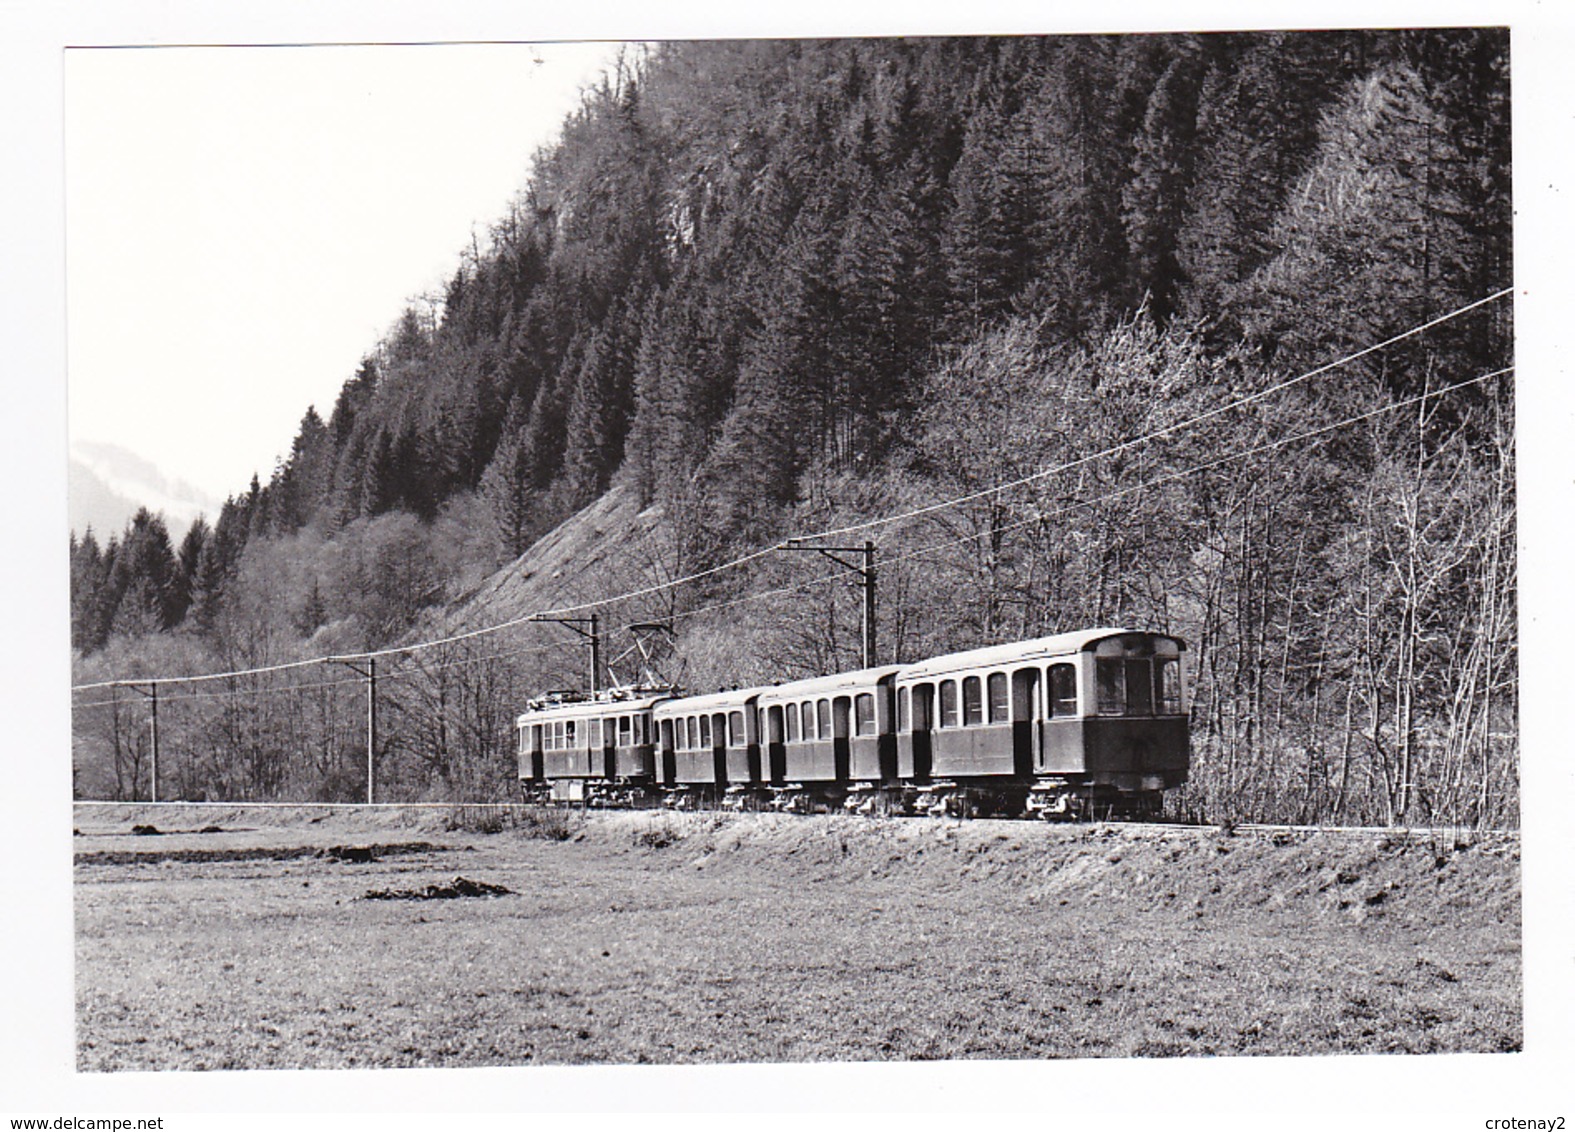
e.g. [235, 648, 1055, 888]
[73, 804, 1521, 1070]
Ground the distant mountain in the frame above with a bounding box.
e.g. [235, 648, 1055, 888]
[69, 440, 221, 542]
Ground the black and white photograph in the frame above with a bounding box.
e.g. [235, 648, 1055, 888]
[5, 0, 1572, 1125]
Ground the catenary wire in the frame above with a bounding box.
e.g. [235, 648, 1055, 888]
[70, 290, 1512, 692]
[71, 365, 1508, 709]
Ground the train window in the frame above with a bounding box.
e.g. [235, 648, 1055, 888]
[1159, 659, 1181, 713]
[785, 704, 799, 741]
[855, 693, 876, 736]
[987, 673, 1008, 723]
[817, 699, 832, 739]
[687, 717, 699, 749]
[565, 720, 577, 747]
[962, 676, 983, 726]
[700, 715, 712, 747]
[1096, 659, 1126, 715]
[640, 714, 651, 744]
[729, 710, 745, 745]
[912, 685, 933, 730]
[939, 680, 958, 728]
[897, 687, 910, 732]
[1126, 659, 1154, 715]
[617, 716, 631, 746]
[801, 702, 815, 740]
[1049, 664, 1077, 717]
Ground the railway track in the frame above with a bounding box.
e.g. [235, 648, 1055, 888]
[71, 799, 1518, 840]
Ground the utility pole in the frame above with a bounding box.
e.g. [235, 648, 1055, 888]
[778, 539, 877, 668]
[530, 614, 604, 693]
[150, 682, 158, 803]
[119, 681, 160, 802]
[329, 655, 378, 804]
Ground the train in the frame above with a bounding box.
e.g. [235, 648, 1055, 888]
[516, 627, 1188, 819]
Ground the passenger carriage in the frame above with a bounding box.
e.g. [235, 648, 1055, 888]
[754, 666, 904, 812]
[652, 687, 764, 806]
[894, 628, 1187, 817]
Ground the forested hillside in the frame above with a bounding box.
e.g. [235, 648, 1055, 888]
[71, 30, 1515, 826]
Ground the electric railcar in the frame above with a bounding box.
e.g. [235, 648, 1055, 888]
[516, 627, 1188, 818]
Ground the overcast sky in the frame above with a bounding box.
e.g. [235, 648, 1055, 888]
[66, 40, 622, 501]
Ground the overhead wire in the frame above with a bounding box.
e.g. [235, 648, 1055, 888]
[69, 288, 1512, 694]
[71, 365, 1510, 710]
[792, 288, 1513, 544]
[869, 365, 1514, 576]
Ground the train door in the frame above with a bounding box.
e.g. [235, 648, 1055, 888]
[659, 718, 676, 785]
[1011, 667, 1040, 778]
[1126, 658, 1154, 715]
[879, 683, 899, 783]
[832, 696, 852, 781]
[910, 682, 934, 781]
[710, 711, 728, 785]
[765, 705, 786, 785]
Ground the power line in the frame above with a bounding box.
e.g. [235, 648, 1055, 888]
[71, 634, 583, 708]
[69, 365, 1509, 710]
[871, 366, 1514, 576]
[69, 289, 1511, 693]
[794, 288, 1513, 545]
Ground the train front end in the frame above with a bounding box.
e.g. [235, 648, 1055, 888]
[1031, 631, 1189, 816]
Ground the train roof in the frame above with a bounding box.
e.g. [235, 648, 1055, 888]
[653, 686, 765, 715]
[754, 664, 905, 703]
[515, 689, 674, 726]
[896, 628, 1183, 682]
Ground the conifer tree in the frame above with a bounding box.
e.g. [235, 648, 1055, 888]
[105, 509, 182, 636]
[1121, 45, 1206, 322]
[478, 393, 535, 558]
[1233, 61, 1486, 394]
[173, 516, 210, 626]
[69, 529, 110, 653]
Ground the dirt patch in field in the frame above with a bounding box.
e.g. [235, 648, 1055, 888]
[74, 840, 453, 868]
[362, 876, 512, 900]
